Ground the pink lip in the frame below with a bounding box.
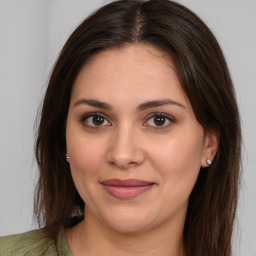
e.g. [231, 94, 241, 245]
[101, 179, 155, 200]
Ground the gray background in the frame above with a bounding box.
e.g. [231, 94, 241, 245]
[0, 0, 255, 255]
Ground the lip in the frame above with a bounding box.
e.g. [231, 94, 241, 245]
[101, 179, 155, 200]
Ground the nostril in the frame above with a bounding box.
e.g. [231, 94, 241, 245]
[108, 159, 141, 170]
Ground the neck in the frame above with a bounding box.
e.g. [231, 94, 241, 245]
[66, 209, 185, 256]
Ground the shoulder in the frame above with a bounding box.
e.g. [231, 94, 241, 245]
[0, 228, 58, 256]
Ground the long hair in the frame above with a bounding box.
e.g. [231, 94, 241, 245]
[34, 1, 241, 255]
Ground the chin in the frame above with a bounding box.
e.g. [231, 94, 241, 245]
[107, 220, 152, 234]
[101, 209, 155, 234]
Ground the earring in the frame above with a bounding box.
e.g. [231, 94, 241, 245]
[206, 159, 212, 165]
[65, 153, 70, 162]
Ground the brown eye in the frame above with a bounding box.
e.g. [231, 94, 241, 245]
[82, 114, 111, 128]
[144, 114, 173, 128]
[153, 116, 166, 126]
[92, 115, 105, 126]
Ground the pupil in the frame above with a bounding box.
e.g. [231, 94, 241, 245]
[154, 116, 165, 126]
[93, 116, 104, 126]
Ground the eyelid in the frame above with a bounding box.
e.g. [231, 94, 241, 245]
[80, 112, 111, 128]
[80, 112, 108, 121]
[143, 112, 175, 128]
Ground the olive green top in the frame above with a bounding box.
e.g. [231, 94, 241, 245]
[0, 227, 72, 256]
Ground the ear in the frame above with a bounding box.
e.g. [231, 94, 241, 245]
[201, 130, 219, 167]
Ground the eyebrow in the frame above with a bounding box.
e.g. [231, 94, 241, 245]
[73, 99, 112, 109]
[137, 99, 185, 111]
[73, 98, 185, 110]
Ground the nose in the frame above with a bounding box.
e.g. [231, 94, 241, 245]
[106, 125, 145, 169]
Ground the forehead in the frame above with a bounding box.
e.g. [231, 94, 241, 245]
[70, 44, 190, 107]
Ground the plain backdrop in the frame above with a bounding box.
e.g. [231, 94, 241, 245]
[0, 0, 255, 255]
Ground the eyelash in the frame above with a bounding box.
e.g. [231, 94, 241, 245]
[80, 112, 110, 129]
[80, 112, 175, 129]
[144, 112, 174, 129]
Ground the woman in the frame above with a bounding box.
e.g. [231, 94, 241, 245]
[0, 0, 241, 255]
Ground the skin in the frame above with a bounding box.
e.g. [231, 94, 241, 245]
[65, 45, 218, 256]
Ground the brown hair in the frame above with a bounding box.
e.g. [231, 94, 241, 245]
[34, 1, 241, 255]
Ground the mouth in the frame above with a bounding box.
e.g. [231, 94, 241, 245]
[100, 179, 155, 200]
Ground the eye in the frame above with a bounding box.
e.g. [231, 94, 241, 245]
[144, 113, 174, 128]
[81, 113, 111, 128]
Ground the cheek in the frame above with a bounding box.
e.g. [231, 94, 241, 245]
[66, 116, 108, 181]
[148, 129, 204, 193]
[68, 136, 107, 177]
[67, 135, 108, 206]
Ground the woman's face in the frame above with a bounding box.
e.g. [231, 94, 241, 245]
[66, 45, 216, 233]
